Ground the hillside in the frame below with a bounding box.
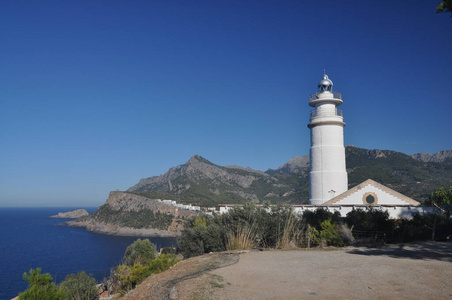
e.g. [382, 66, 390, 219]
[127, 147, 452, 205]
[127, 155, 300, 206]
[346, 147, 452, 201]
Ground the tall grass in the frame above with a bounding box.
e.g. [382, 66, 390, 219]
[275, 212, 303, 249]
[226, 222, 257, 250]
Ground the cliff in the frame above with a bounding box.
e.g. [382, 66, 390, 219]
[65, 191, 200, 237]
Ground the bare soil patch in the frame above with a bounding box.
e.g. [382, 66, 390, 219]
[123, 242, 452, 300]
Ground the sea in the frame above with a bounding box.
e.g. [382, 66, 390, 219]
[0, 207, 178, 300]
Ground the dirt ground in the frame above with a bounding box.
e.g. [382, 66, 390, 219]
[123, 242, 452, 300]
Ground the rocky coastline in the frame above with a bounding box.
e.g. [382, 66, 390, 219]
[61, 191, 200, 238]
[50, 208, 89, 219]
[64, 219, 180, 237]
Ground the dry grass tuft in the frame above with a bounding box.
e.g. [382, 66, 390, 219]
[226, 223, 256, 250]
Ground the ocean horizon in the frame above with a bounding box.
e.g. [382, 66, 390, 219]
[0, 207, 177, 299]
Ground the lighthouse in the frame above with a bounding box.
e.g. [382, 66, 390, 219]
[308, 73, 348, 205]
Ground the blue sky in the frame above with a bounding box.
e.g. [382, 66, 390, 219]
[1, 1, 451, 206]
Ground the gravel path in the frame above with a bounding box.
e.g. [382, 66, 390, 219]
[211, 242, 452, 300]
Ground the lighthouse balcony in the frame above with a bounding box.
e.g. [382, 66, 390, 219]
[309, 91, 343, 107]
[310, 108, 343, 120]
[309, 91, 342, 102]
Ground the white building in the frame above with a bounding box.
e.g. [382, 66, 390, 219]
[218, 74, 428, 219]
[308, 74, 348, 204]
[307, 74, 422, 217]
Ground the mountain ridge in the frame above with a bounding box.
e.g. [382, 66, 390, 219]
[126, 146, 452, 206]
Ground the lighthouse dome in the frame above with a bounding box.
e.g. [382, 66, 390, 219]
[318, 74, 333, 92]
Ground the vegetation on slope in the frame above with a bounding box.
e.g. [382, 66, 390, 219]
[91, 204, 174, 230]
[346, 146, 452, 200]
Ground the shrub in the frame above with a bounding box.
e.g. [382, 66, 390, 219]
[147, 254, 180, 273]
[345, 208, 394, 232]
[115, 263, 152, 292]
[123, 239, 157, 266]
[193, 216, 207, 227]
[301, 208, 340, 230]
[179, 204, 307, 257]
[160, 246, 177, 255]
[319, 219, 344, 247]
[112, 240, 180, 294]
[178, 222, 226, 258]
[59, 271, 97, 300]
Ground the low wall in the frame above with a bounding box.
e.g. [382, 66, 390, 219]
[219, 204, 436, 219]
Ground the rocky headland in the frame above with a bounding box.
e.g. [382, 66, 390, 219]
[50, 208, 89, 219]
[64, 191, 200, 237]
[62, 147, 452, 237]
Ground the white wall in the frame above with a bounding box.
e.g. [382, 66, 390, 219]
[218, 204, 435, 220]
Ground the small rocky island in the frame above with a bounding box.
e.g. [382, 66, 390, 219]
[50, 208, 89, 219]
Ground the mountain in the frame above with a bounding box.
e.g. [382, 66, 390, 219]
[266, 155, 310, 175]
[345, 147, 452, 201]
[127, 147, 452, 206]
[411, 150, 452, 164]
[128, 155, 301, 206]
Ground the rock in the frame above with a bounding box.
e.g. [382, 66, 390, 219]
[411, 150, 452, 163]
[168, 286, 178, 299]
[50, 209, 89, 219]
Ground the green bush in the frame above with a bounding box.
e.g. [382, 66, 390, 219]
[112, 240, 180, 294]
[178, 221, 226, 258]
[319, 219, 344, 247]
[301, 208, 341, 230]
[179, 204, 306, 257]
[345, 208, 394, 232]
[392, 213, 452, 243]
[147, 254, 180, 273]
[18, 268, 66, 300]
[160, 246, 177, 255]
[123, 238, 157, 266]
[59, 271, 97, 300]
[115, 263, 152, 291]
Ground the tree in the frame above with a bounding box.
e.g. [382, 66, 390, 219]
[18, 268, 66, 300]
[123, 239, 157, 266]
[436, 0, 452, 15]
[424, 186, 452, 240]
[426, 185, 452, 217]
[59, 271, 98, 300]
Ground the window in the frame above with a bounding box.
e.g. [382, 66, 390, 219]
[366, 195, 375, 204]
[362, 192, 378, 205]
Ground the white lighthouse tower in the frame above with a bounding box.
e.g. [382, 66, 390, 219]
[308, 73, 348, 205]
